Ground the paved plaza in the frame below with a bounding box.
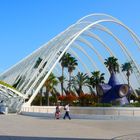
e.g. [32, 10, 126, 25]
[0, 114, 140, 140]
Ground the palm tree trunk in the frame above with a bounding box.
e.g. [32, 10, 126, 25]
[39, 89, 43, 106]
[127, 74, 130, 102]
[63, 87, 68, 95]
[47, 92, 49, 106]
[96, 85, 100, 103]
[128, 76, 130, 88]
[60, 83, 63, 95]
[62, 67, 64, 96]
[40, 95, 42, 106]
[73, 86, 79, 96]
[69, 72, 72, 92]
[79, 85, 82, 95]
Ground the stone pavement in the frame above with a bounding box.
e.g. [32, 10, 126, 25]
[0, 114, 140, 140]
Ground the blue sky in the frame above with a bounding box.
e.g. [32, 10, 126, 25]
[0, 0, 140, 73]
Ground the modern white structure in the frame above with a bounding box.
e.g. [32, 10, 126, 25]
[0, 13, 140, 111]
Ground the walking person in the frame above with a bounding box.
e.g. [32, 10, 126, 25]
[63, 104, 71, 120]
[55, 104, 60, 119]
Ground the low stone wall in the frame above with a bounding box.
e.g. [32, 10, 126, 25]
[21, 106, 140, 117]
[21, 106, 56, 113]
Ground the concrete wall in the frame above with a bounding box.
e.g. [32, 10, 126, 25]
[21, 106, 140, 117]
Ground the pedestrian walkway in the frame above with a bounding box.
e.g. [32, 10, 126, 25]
[0, 114, 140, 140]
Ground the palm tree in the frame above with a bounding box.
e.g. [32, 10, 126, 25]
[89, 71, 105, 95]
[58, 76, 66, 95]
[44, 73, 58, 106]
[121, 62, 133, 87]
[67, 56, 78, 92]
[59, 52, 70, 96]
[104, 56, 119, 74]
[72, 72, 89, 96]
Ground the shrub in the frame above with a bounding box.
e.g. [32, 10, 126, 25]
[94, 103, 112, 107]
[78, 94, 98, 106]
[130, 102, 140, 107]
[58, 95, 78, 105]
[0, 80, 18, 91]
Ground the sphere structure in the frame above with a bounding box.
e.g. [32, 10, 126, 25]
[0, 13, 140, 110]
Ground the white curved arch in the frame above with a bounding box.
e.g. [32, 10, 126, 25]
[25, 19, 116, 105]
[23, 33, 78, 94]
[77, 13, 120, 23]
[83, 30, 114, 56]
[25, 18, 140, 105]
[81, 30, 126, 83]
[69, 49, 90, 75]
[77, 13, 140, 48]
[72, 43, 98, 70]
[77, 36, 110, 75]
[0, 14, 139, 107]
[24, 32, 80, 98]
[92, 24, 140, 85]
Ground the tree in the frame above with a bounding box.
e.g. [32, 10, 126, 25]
[59, 52, 70, 96]
[72, 72, 89, 96]
[67, 56, 78, 92]
[57, 76, 65, 96]
[104, 56, 119, 74]
[59, 52, 78, 94]
[44, 73, 58, 106]
[122, 62, 133, 87]
[89, 71, 105, 95]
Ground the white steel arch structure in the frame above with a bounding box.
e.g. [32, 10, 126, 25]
[0, 13, 140, 108]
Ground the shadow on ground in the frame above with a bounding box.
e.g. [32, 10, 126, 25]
[112, 133, 140, 139]
[0, 136, 109, 140]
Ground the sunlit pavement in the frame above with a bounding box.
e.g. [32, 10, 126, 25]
[0, 114, 140, 140]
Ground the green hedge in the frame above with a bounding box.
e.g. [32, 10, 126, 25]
[128, 102, 140, 107]
[94, 103, 112, 107]
[0, 80, 18, 91]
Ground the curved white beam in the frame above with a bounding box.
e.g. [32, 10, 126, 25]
[92, 24, 140, 85]
[25, 19, 117, 105]
[69, 49, 91, 75]
[77, 36, 110, 76]
[72, 43, 98, 70]
[0, 14, 139, 106]
[82, 30, 126, 83]
[77, 13, 120, 23]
